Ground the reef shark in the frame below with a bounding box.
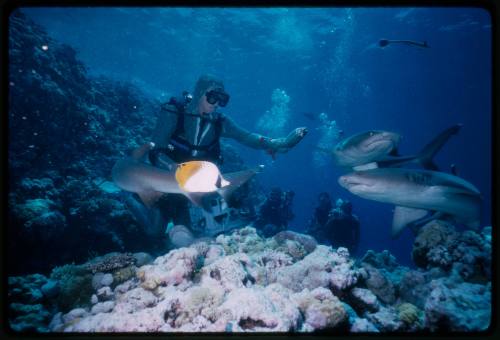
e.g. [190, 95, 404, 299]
[112, 143, 263, 211]
[338, 168, 482, 238]
[322, 124, 461, 171]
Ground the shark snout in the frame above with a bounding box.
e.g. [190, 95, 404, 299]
[338, 174, 358, 188]
[338, 173, 374, 191]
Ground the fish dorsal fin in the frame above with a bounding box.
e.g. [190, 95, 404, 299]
[218, 166, 263, 202]
[392, 206, 429, 238]
[132, 142, 155, 161]
[137, 190, 164, 208]
[417, 124, 462, 170]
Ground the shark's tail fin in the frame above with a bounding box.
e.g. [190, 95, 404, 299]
[417, 124, 462, 170]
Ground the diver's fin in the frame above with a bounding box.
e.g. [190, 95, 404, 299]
[137, 190, 164, 208]
[417, 124, 462, 170]
[131, 142, 155, 161]
[392, 206, 429, 239]
[218, 166, 263, 202]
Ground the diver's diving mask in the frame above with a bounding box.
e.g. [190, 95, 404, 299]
[205, 89, 230, 107]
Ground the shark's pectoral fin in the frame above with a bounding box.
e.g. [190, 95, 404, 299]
[137, 190, 164, 208]
[353, 162, 379, 171]
[392, 206, 429, 238]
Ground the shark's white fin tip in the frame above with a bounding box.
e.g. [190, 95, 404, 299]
[353, 162, 379, 171]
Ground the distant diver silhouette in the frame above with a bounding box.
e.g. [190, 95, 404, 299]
[379, 39, 429, 48]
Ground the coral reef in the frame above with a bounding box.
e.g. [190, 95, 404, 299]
[412, 220, 491, 282]
[424, 278, 491, 331]
[7, 221, 492, 333]
[84, 252, 136, 274]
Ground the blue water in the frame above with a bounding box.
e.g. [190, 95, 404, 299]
[21, 7, 492, 267]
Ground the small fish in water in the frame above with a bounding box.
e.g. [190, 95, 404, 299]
[379, 39, 429, 48]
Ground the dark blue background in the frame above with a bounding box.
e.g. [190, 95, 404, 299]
[21, 7, 492, 267]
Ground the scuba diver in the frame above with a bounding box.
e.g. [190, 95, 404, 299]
[124, 74, 307, 245]
[379, 39, 429, 48]
[253, 187, 296, 237]
[307, 195, 360, 255]
[306, 192, 333, 243]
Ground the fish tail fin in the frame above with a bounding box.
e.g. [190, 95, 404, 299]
[417, 124, 462, 170]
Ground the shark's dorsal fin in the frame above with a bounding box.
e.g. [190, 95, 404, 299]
[218, 166, 263, 202]
[392, 206, 429, 238]
[137, 190, 164, 208]
[417, 124, 462, 170]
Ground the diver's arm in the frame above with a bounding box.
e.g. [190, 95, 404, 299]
[221, 115, 307, 153]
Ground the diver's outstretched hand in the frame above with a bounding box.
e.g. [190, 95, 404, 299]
[277, 127, 308, 153]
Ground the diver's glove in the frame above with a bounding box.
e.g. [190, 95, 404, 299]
[274, 127, 308, 153]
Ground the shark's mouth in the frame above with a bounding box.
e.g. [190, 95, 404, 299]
[338, 175, 374, 191]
